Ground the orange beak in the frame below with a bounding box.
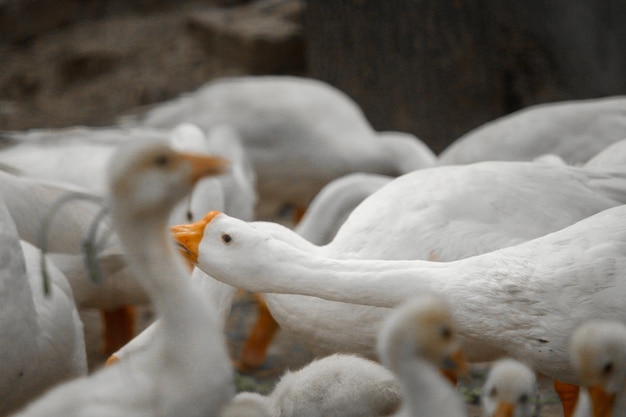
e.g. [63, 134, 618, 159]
[171, 211, 222, 263]
[440, 348, 470, 385]
[179, 152, 230, 183]
[588, 385, 616, 417]
[492, 401, 515, 417]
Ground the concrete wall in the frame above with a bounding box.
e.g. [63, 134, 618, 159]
[305, 1, 626, 153]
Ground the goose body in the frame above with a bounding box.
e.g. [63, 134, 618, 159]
[10, 140, 233, 417]
[222, 354, 401, 417]
[177, 203, 626, 386]
[0, 199, 86, 416]
[0, 170, 148, 310]
[134, 75, 437, 216]
[585, 138, 626, 168]
[438, 96, 626, 165]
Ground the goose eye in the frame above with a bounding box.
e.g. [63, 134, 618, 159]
[602, 361, 614, 375]
[440, 325, 453, 340]
[489, 387, 498, 398]
[221, 233, 232, 244]
[186, 210, 193, 222]
[519, 393, 529, 404]
[154, 154, 170, 167]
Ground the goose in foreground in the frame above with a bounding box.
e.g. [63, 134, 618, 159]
[481, 359, 538, 417]
[0, 123, 255, 353]
[570, 320, 626, 417]
[177, 160, 626, 372]
[10, 140, 233, 416]
[0, 198, 86, 416]
[377, 293, 468, 417]
[174, 204, 626, 408]
[438, 96, 626, 165]
[221, 353, 401, 417]
[132, 75, 437, 218]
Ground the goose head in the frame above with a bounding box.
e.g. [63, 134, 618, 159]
[377, 293, 467, 376]
[481, 359, 538, 417]
[569, 320, 626, 417]
[107, 140, 229, 218]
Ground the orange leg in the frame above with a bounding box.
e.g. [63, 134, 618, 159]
[100, 305, 136, 355]
[554, 379, 580, 417]
[238, 294, 280, 371]
[293, 205, 307, 224]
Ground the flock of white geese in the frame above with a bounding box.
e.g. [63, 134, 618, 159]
[1, 75, 626, 417]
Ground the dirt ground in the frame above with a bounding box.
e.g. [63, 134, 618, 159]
[4, 3, 564, 415]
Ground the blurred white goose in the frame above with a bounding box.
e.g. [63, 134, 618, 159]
[481, 359, 538, 417]
[585, 138, 626, 168]
[570, 320, 626, 417]
[438, 96, 626, 165]
[175, 204, 626, 396]
[10, 139, 233, 417]
[222, 353, 401, 417]
[0, 198, 86, 416]
[377, 293, 468, 417]
[0, 169, 146, 354]
[0, 123, 255, 223]
[133, 75, 437, 217]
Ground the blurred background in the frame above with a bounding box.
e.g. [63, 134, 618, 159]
[2, 0, 625, 152]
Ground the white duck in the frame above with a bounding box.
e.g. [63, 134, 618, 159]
[132, 75, 437, 218]
[0, 198, 87, 416]
[174, 204, 626, 402]
[570, 320, 626, 417]
[481, 359, 538, 417]
[585, 138, 626, 168]
[222, 353, 401, 417]
[173, 161, 626, 367]
[377, 293, 468, 417]
[438, 96, 626, 166]
[10, 139, 234, 417]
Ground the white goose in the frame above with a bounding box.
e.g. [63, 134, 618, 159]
[133, 75, 437, 218]
[481, 359, 538, 417]
[377, 293, 468, 417]
[174, 161, 626, 368]
[570, 320, 626, 417]
[10, 139, 234, 417]
[438, 96, 626, 166]
[0, 198, 86, 416]
[221, 353, 401, 417]
[174, 204, 626, 402]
